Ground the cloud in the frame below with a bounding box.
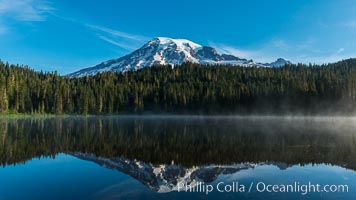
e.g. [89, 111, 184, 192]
[209, 41, 285, 63]
[0, 0, 54, 34]
[337, 48, 345, 54]
[45, 13, 149, 51]
[295, 38, 320, 53]
[86, 24, 148, 41]
[287, 47, 354, 65]
[86, 24, 149, 51]
[209, 38, 354, 65]
[293, 53, 355, 65]
[317, 21, 329, 29]
[0, 21, 7, 33]
[209, 38, 315, 63]
[341, 20, 356, 28]
[0, 0, 54, 21]
[209, 42, 258, 59]
[271, 39, 290, 51]
[98, 36, 139, 51]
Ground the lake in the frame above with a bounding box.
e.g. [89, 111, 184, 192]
[0, 116, 355, 200]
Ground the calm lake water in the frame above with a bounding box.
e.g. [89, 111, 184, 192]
[0, 116, 356, 200]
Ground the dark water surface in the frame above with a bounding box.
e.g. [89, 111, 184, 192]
[0, 116, 356, 200]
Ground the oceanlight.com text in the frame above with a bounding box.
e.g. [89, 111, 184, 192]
[178, 181, 349, 195]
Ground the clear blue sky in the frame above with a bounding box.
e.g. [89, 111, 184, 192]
[1, 0, 356, 74]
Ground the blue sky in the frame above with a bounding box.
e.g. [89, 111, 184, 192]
[1, 0, 356, 74]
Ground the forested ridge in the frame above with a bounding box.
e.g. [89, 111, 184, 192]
[1, 59, 356, 115]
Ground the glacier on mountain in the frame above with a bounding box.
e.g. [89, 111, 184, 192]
[69, 37, 291, 77]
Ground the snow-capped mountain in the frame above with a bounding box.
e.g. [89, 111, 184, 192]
[71, 153, 296, 193]
[71, 152, 255, 192]
[266, 58, 292, 67]
[69, 37, 291, 77]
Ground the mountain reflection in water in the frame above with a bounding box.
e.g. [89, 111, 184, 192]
[1, 116, 356, 199]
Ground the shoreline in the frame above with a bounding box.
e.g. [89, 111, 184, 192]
[1, 113, 356, 119]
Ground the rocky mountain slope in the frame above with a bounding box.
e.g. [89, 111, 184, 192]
[69, 37, 291, 77]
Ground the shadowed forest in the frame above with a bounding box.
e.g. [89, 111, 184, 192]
[1, 59, 356, 115]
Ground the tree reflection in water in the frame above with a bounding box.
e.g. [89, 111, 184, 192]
[1, 116, 356, 170]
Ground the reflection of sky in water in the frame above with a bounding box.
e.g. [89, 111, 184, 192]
[0, 154, 355, 200]
[0, 116, 356, 200]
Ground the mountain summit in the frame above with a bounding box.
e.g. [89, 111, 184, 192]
[69, 37, 291, 77]
[266, 58, 292, 67]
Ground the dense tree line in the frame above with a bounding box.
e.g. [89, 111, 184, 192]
[1, 59, 356, 115]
